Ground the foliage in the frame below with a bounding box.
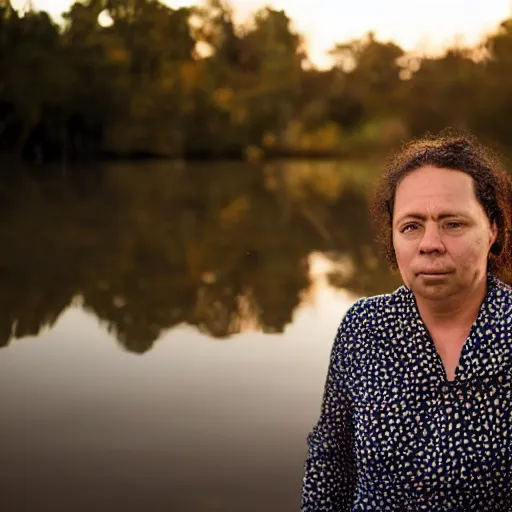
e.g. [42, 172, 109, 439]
[1, 0, 512, 160]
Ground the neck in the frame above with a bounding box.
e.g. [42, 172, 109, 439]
[414, 276, 489, 330]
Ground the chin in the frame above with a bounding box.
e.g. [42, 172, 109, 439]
[414, 284, 452, 301]
[410, 275, 454, 299]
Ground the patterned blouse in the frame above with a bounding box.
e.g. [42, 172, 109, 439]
[301, 274, 512, 511]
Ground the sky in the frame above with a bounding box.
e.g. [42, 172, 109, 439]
[13, 0, 512, 68]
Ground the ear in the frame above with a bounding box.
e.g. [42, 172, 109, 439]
[489, 221, 498, 248]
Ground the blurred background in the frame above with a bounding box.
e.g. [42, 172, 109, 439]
[1, 0, 512, 510]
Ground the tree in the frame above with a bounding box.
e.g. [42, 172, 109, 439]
[329, 33, 404, 127]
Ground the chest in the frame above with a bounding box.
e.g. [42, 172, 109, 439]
[430, 333, 467, 382]
[352, 369, 512, 500]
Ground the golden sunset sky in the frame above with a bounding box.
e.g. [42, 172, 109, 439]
[13, 0, 512, 67]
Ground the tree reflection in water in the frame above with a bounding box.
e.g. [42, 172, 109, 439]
[0, 160, 421, 353]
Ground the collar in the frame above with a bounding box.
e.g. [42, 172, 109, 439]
[394, 274, 512, 383]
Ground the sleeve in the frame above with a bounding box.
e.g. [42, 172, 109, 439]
[300, 306, 360, 512]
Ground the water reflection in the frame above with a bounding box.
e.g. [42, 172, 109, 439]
[0, 267, 356, 512]
[0, 160, 401, 353]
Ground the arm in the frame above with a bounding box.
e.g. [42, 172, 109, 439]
[300, 312, 358, 512]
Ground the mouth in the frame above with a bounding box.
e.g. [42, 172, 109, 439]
[417, 271, 451, 277]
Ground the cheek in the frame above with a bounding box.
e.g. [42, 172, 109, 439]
[445, 235, 489, 265]
[393, 238, 414, 268]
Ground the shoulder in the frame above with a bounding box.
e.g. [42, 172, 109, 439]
[494, 276, 512, 297]
[492, 276, 512, 317]
[337, 286, 409, 333]
[333, 286, 410, 362]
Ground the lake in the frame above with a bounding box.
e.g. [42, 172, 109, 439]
[0, 160, 400, 511]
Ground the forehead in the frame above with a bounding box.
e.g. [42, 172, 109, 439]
[394, 166, 478, 214]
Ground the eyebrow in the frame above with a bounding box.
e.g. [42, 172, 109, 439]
[394, 212, 468, 225]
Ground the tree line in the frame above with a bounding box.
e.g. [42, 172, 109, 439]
[2, 0, 512, 163]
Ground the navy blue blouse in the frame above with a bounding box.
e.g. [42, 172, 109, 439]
[301, 274, 512, 511]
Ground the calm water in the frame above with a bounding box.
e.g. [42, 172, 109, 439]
[0, 160, 400, 511]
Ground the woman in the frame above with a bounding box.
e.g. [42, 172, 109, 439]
[301, 132, 512, 511]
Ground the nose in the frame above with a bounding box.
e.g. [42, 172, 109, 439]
[418, 223, 445, 255]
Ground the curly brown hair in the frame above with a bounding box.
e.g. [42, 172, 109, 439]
[370, 131, 512, 277]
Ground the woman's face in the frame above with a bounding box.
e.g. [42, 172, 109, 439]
[392, 165, 497, 302]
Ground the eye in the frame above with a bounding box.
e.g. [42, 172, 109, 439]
[401, 223, 418, 233]
[446, 221, 464, 229]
